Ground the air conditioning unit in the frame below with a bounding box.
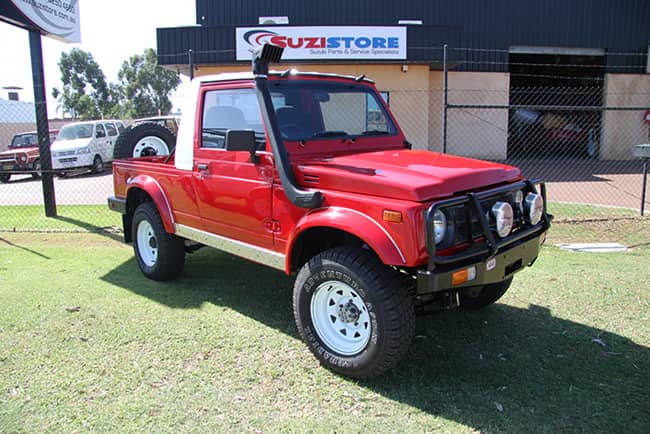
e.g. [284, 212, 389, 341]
[258, 16, 289, 25]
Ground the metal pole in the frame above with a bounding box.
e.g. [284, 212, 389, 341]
[188, 49, 194, 80]
[641, 158, 648, 217]
[442, 44, 448, 154]
[29, 29, 56, 217]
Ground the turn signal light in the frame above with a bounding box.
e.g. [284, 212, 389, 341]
[383, 210, 403, 223]
[452, 266, 477, 285]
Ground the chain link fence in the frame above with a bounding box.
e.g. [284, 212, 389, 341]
[1, 46, 649, 233]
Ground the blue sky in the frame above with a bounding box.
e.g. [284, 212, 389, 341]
[0, 0, 195, 117]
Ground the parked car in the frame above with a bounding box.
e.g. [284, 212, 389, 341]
[113, 115, 180, 159]
[0, 130, 58, 183]
[51, 120, 125, 175]
[109, 45, 551, 379]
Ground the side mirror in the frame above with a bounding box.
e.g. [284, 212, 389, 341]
[96, 130, 106, 138]
[225, 129, 259, 163]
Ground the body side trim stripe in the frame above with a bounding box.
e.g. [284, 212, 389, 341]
[175, 224, 286, 271]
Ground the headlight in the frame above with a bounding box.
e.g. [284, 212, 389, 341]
[524, 193, 544, 225]
[433, 209, 447, 244]
[76, 147, 90, 154]
[18, 153, 27, 163]
[491, 202, 513, 238]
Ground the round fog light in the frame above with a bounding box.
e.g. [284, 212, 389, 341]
[492, 202, 513, 238]
[525, 193, 544, 225]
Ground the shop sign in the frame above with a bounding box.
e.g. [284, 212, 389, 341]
[236, 26, 406, 61]
[6, 0, 81, 43]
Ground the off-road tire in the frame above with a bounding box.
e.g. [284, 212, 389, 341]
[293, 247, 415, 379]
[114, 123, 176, 159]
[132, 202, 185, 281]
[91, 155, 104, 174]
[460, 277, 513, 309]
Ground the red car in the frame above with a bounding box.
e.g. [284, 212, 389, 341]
[109, 45, 551, 378]
[0, 130, 58, 183]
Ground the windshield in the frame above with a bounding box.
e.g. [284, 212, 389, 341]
[269, 80, 397, 142]
[10, 133, 38, 148]
[58, 124, 94, 140]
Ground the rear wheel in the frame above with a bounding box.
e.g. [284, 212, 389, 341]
[460, 277, 513, 309]
[293, 247, 415, 379]
[132, 202, 185, 281]
[91, 155, 104, 174]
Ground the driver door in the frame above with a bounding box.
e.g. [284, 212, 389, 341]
[192, 84, 276, 249]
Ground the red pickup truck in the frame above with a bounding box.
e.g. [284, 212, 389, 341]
[109, 45, 551, 378]
[0, 130, 57, 183]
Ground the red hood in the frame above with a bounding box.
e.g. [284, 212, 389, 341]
[294, 149, 521, 202]
[0, 146, 38, 159]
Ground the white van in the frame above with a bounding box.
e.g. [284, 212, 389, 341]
[51, 120, 125, 174]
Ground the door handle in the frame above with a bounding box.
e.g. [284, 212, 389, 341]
[196, 163, 208, 170]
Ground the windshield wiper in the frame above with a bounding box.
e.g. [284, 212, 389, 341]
[202, 128, 226, 135]
[361, 130, 389, 136]
[311, 130, 348, 139]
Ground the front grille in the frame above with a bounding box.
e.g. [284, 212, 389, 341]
[59, 157, 77, 163]
[58, 150, 77, 157]
[424, 180, 550, 264]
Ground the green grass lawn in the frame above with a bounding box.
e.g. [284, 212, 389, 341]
[0, 211, 649, 432]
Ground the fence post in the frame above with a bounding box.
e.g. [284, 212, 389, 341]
[442, 44, 448, 154]
[29, 29, 56, 218]
[188, 49, 194, 80]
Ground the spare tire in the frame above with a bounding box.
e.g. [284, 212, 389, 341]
[114, 123, 176, 159]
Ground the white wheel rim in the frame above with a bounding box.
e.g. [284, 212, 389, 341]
[310, 280, 371, 356]
[136, 220, 157, 267]
[133, 136, 169, 157]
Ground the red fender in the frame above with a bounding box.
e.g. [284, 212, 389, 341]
[286, 206, 406, 271]
[126, 174, 175, 234]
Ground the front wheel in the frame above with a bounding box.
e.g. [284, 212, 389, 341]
[132, 202, 185, 281]
[293, 247, 415, 379]
[0, 173, 10, 183]
[460, 277, 513, 309]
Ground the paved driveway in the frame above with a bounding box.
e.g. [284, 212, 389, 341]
[0, 171, 113, 206]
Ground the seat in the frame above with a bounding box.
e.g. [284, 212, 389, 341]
[204, 106, 248, 130]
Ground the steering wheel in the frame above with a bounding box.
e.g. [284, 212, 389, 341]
[280, 123, 305, 138]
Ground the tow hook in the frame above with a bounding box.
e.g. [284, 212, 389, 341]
[443, 291, 461, 310]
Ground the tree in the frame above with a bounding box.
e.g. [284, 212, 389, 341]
[52, 48, 111, 119]
[116, 48, 180, 118]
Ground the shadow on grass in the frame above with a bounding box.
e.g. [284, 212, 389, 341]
[54, 215, 123, 242]
[102, 248, 649, 432]
[0, 236, 51, 259]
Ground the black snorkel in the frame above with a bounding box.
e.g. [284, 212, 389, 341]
[252, 44, 323, 209]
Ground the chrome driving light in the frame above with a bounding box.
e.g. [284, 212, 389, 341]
[524, 193, 544, 225]
[491, 201, 513, 238]
[433, 209, 447, 244]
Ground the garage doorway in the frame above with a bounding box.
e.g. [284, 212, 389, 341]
[508, 47, 605, 158]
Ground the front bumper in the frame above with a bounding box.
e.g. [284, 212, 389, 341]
[52, 153, 93, 170]
[417, 179, 552, 295]
[1, 161, 29, 172]
[416, 231, 545, 294]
